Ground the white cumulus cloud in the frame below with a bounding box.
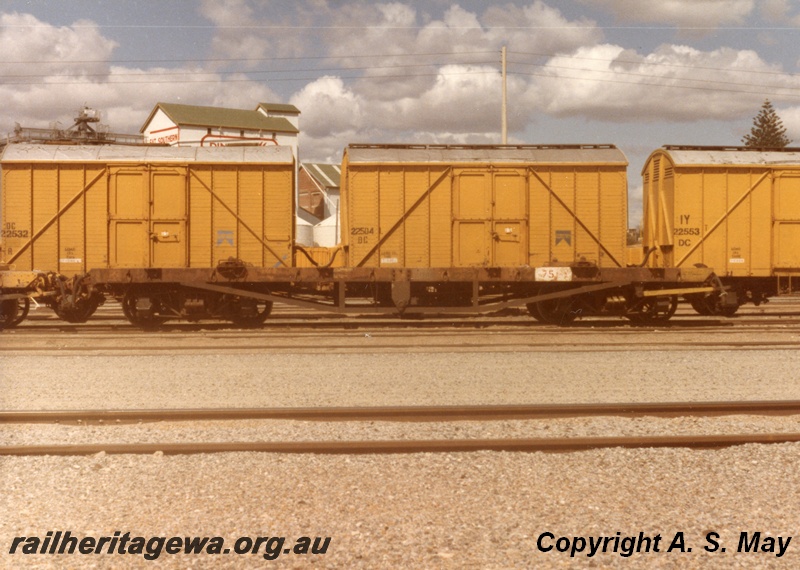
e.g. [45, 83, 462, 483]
[0, 12, 281, 135]
[525, 43, 799, 122]
[580, 0, 754, 28]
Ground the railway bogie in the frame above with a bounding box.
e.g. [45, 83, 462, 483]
[0, 265, 102, 327]
[115, 287, 274, 327]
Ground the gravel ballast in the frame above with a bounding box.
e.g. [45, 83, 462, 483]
[2, 446, 799, 569]
[3, 335, 800, 568]
[3, 349, 800, 409]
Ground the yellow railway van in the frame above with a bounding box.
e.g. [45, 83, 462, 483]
[341, 144, 628, 269]
[0, 144, 294, 324]
[1, 144, 295, 274]
[642, 146, 800, 313]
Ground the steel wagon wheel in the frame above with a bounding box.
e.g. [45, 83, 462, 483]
[0, 298, 29, 328]
[526, 299, 577, 325]
[121, 291, 167, 328]
[227, 297, 273, 327]
[626, 295, 678, 325]
[689, 294, 739, 317]
[54, 297, 99, 323]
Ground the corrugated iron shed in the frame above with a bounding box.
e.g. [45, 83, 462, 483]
[345, 144, 627, 165]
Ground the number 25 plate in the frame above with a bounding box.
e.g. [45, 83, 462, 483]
[534, 267, 573, 282]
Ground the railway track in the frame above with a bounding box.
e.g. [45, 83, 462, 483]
[8, 306, 800, 349]
[3, 401, 799, 456]
[3, 434, 799, 456]
[10, 309, 800, 335]
[4, 328, 800, 353]
[4, 400, 800, 424]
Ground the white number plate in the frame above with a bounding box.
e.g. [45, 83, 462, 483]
[535, 267, 573, 282]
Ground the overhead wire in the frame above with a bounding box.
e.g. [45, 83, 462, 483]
[507, 59, 800, 96]
[0, 60, 498, 80]
[1, 51, 498, 65]
[509, 69, 800, 100]
[1, 48, 799, 100]
[512, 50, 800, 79]
[0, 70, 501, 87]
[0, 51, 501, 86]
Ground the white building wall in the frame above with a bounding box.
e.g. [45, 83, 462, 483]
[144, 120, 297, 159]
[323, 189, 340, 219]
[144, 110, 180, 145]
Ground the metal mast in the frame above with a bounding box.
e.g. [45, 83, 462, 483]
[501, 46, 508, 144]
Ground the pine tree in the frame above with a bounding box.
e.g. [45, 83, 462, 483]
[742, 99, 792, 148]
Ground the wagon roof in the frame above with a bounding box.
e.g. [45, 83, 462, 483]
[656, 145, 800, 167]
[0, 143, 294, 164]
[345, 144, 627, 165]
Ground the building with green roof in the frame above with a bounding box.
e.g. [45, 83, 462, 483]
[141, 102, 300, 158]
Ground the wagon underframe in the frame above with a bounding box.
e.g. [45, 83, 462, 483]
[87, 264, 721, 326]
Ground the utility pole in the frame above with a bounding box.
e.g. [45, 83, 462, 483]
[501, 46, 508, 144]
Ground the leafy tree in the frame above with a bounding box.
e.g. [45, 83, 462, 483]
[742, 99, 792, 148]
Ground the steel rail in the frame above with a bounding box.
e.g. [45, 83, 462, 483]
[4, 341, 800, 353]
[7, 328, 800, 342]
[3, 400, 800, 425]
[5, 315, 800, 330]
[2, 433, 800, 456]
[14, 316, 800, 333]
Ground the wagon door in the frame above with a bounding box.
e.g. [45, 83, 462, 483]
[109, 167, 149, 267]
[109, 166, 188, 268]
[492, 171, 528, 266]
[453, 171, 491, 266]
[773, 173, 800, 268]
[150, 167, 187, 267]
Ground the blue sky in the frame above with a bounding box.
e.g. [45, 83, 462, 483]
[2, 0, 800, 224]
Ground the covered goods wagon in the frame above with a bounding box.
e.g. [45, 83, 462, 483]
[642, 145, 800, 313]
[1, 144, 295, 273]
[0, 144, 294, 323]
[341, 144, 628, 269]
